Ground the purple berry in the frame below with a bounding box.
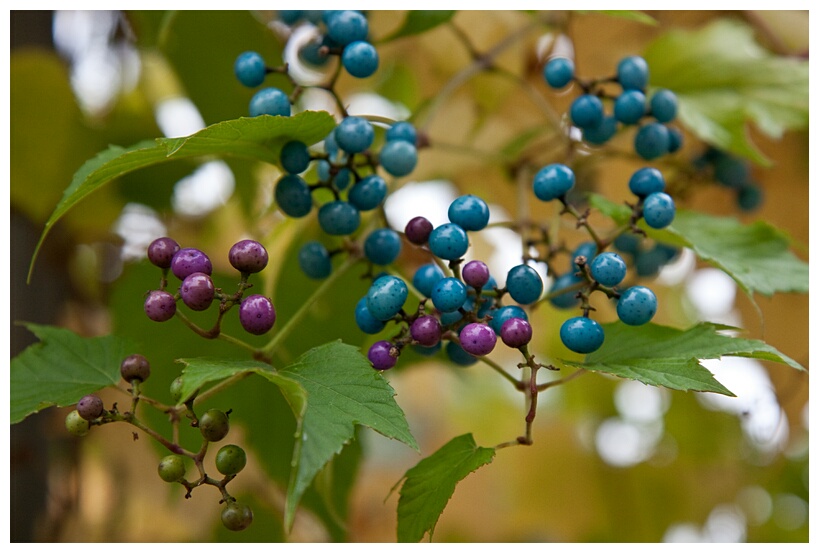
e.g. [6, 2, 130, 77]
[368, 340, 398, 371]
[144, 290, 177, 322]
[180, 272, 215, 311]
[404, 216, 433, 245]
[499, 317, 532, 348]
[147, 237, 180, 269]
[171, 248, 213, 280]
[239, 295, 276, 335]
[229, 240, 269, 274]
[77, 394, 104, 420]
[120, 354, 151, 383]
[458, 323, 497, 357]
[410, 315, 442, 347]
[462, 260, 490, 289]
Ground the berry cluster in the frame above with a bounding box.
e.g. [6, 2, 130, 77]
[544, 55, 682, 160]
[694, 147, 764, 211]
[145, 237, 276, 337]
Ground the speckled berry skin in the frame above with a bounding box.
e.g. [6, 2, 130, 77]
[77, 394, 104, 420]
[410, 315, 442, 347]
[180, 272, 215, 311]
[355, 297, 386, 334]
[318, 201, 361, 236]
[366, 275, 408, 321]
[462, 260, 490, 289]
[560, 316, 605, 354]
[171, 248, 213, 280]
[121, 354, 151, 382]
[147, 237, 180, 269]
[404, 216, 434, 245]
[506, 264, 543, 305]
[459, 323, 497, 356]
[533, 163, 575, 201]
[65, 410, 90, 436]
[500, 317, 532, 348]
[488, 305, 528, 334]
[590, 252, 627, 287]
[428, 223, 469, 261]
[335, 116, 374, 154]
[431, 277, 468, 313]
[364, 228, 402, 266]
[368, 340, 398, 370]
[144, 290, 177, 322]
[239, 295, 276, 335]
[628, 167, 666, 197]
[642, 192, 676, 229]
[412, 263, 444, 297]
[448, 194, 490, 231]
[616, 285, 657, 326]
[229, 240, 269, 274]
[199, 409, 230, 442]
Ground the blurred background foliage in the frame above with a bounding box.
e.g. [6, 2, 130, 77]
[10, 10, 808, 542]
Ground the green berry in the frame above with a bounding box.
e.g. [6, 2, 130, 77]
[157, 454, 187, 483]
[65, 409, 90, 437]
[221, 502, 253, 531]
[169, 376, 184, 403]
[215, 444, 247, 476]
[199, 409, 230, 442]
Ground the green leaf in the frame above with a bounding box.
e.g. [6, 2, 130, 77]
[644, 19, 808, 164]
[563, 322, 806, 396]
[380, 11, 457, 42]
[577, 10, 658, 26]
[28, 111, 336, 281]
[396, 433, 495, 542]
[11, 324, 138, 424]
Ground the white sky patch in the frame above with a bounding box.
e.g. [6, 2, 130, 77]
[112, 203, 167, 262]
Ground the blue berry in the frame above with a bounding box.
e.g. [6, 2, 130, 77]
[506, 264, 543, 305]
[275, 175, 313, 218]
[234, 51, 266, 88]
[366, 275, 408, 321]
[666, 126, 683, 153]
[548, 272, 583, 309]
[280, 141, 310, 174]
[642, 192, 676, 229]
[249, 87, 291, 117]
[431, 277, 468, 313]
[364, 228, 402, 266]
[379, 140, 418, 177]
[299, 241, 332, 279]
[428, 223, 469, 261]
[459, 323, 497, 356]
[570, 94, 604, 129]
[385, 122, 417, 144]
[326, 10, 368, 45]
[616, 285, 657, 326]
[299, 37, 331, 67]
[412, 263, 445, 297]
[628, 167, 665, 197]
[278, 10, 303, 25]
[583, 116, 618, 145]
[445, 341, 478, 366]
[613, 233, 641, 257]
[335, 116, 374, 154]
[413, 342, 442, 356]
[634, 122, 670, 160]
[448, 194, 490, 231]
[348, 175, 387, 211]
[318, 201, 360, 235]
[617, 56, 649, 91]
[737, 183, 763, 211]
[590, 252, 627, 287]
[572, 241, 598, 271]
[714, 155, 750, 188]
[649, 89, 678, 123]
[560, 316, 605, 354]
[614, 90, 646, 125]
[488, 305, 528, 334]
[533, 163, 575, 201]
[368, 340, 398, 371]
[544, 57, 574, 89]
[634, 247, 666, 278]
[355, 297, 386, 334]
[342, 41, 379, 79]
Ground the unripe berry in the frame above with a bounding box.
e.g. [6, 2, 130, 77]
[221, 502, 253, 531]
[120, 354, 151, 383]
[215, 444, 248, 476]
[229, 240, 269, 274]
[65, 409, 90, 437]
[199, 409, 230, 442]
[76, 394, 104, 421]
[157, 454, 187, 482]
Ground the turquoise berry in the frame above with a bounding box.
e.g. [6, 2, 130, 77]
[366, 275, 408, 321]
[617, 55, 649, 91]
[506, 264, 543, 305]
[642, 192, 676, 229]
[275, 175, 313, 217]
[318, 201, 361, 235]
[386, 122, 417, 144]
[560, 316, 605, 354]
[634, 122, 670, 160]
[412, 263, 445, 297]
[364, 228, 402, 266]
[431, 277, 468, 313]
[583, 115, 618, 145]
[326, 10, 368, 45]
[298, 241, 332, 279]
[446, 340, 478, 366]
[614, 90, 646, 125]
[234, 51, 266, 88]
[280, 140, 311, 174]
[570, 94, 604, 129]
[342, 40, 379, 78]
[348, 175, 387, 211]
[355, 296, 386, 334]
[335, 116, 375, 154]
[544, 57, 574, 89]
[448, 194, 490, 231]
[616, 285, 657, 326]
[650, 89, 678, 123]
[548, 272, 583, 309]
[590, 252, 627, 287]
[428, 223, 469, 261]
[488, 305, 528, 334]
[628, 167, 665, 197]
[572, 241, 598, 271]
[379, 140, 418, 177]
[249, 87, 291, 117]
[533, 163, 575, 201]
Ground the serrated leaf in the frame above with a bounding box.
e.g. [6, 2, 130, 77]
[380, 11, 457, 42]
[644, 19, 808, 164]
[29, 111, 337, 281]
[563, 322, 805, 396]
[11, 323, 138, 424]
[396, 433, 495, 542]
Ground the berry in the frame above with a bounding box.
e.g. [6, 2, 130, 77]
[737, 183, 763, 211]
[298, 37, 331, 67]
[459, 323, 497, 356]
[462, 260, 490, 289]
[121, 354, 151, 383]
[634, 122, 670, 160]
[617, 55, 649, 91]
[445, 341, 478, 366]
[275, 175, 313, 218]
[326, 10, 369, 45]
[544, 57, 574, 89]
[65, 410, 90, 437]
[642, 192, 676, 229]
[171, 248, 212, 280]
[335, 116, 375, 154]
[548, 272, 583, 309]
[366, 275, 408, 321]
[570, 94, 604, 129]
[412, 263, 445, 297]
[413, 342, 442, 356]
[506, 264, 543, 305]
[431, 277, 468, 313]
[144, 290, 177, 322]
[616, 285, 657, 326]
[280, 140, 311, 174]
[318, 201, 361, 235]
[649, 89, 678, 123]
[348, 175, 387, 211]
[533, 163, 575, 201]
[341, 40, 379, 79]
[239, 295, 276, 335]
[215, 444, 247, 476]
[234, 51, 266, 88]
[590, 252, 627, 287]
[572, 241, 598, 270]
[379, 139, 418, 177]
[169, 376, 185, 403]
[613, 233, 641, 257]
[249, 87, 291, 117]
[229, 240, 269, 274]
[404, 216, 434, 245]
[76, 394, 103, 421]
[386, 122, 417, 144]
[221, 502, 253, 532]
[411, 315, 443, 347]
[368, 340, 398, 370]
[147, 237, 180, 269]
[666, 127, 683, 153]
[157, 454, 187, 483]
[488, 305, 528, 334]
[614, 90, 646, 125]
[298, 241, 332, 279]
[180, 272, 215, 311]
[583, 116, 618, 145]
[628, 167, 665, 197]
[714, 155, 751, 188]
[560, 316, 605, 354]
[199, 409, 230, 442]
[364, 228, 402, 266]
[428, 223, 469, 261]
[278, 10, 303, 25]
[500, 317, 532, 349]
[448, 194, 490, 231]
[355, 297, 387, 334]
